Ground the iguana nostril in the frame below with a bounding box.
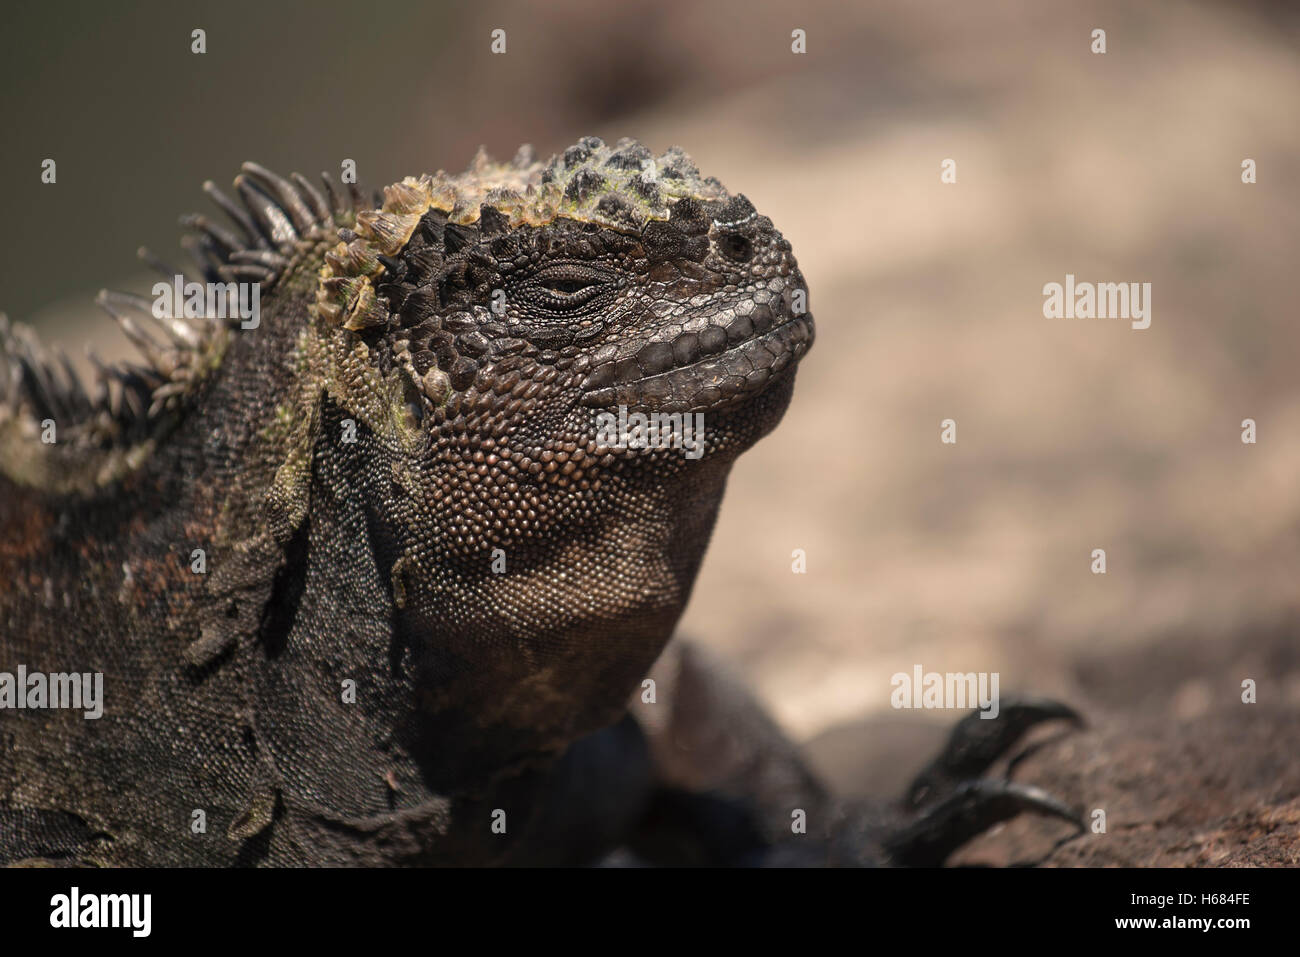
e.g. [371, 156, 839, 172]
[719, 233, 752, 261]
[698, 325, 727, 356]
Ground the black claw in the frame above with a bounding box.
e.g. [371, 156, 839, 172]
[886, 779, 1083, 867]
[906, 697, 1083, 809]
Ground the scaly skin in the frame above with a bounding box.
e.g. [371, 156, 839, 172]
[0, 137, 816, 865]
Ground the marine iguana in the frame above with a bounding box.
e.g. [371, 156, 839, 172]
[0, 136, 1078, 865]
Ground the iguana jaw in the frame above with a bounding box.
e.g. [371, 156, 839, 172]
[578, 309, 814, 412]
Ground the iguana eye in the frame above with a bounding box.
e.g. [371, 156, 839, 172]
[540, 278, 594, 295]
[525, 265, 611, 312]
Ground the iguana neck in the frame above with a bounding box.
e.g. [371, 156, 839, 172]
[246, 392, 743, 809]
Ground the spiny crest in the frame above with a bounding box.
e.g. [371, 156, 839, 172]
[0, 163, 357, 453]
[1, 139, 727, 458]
[313, 137, 730, 331]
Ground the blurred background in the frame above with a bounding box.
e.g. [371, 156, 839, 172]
[3, 0, 1297, 863]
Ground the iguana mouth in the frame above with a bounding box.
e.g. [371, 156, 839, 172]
[578, 308, 814, 413]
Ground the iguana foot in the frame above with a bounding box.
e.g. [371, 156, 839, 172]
[884, 779, 1081, 866]
[884, 698, 1085, 866]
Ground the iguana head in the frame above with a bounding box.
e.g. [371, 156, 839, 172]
[306, 137, 815, 776]
[315, 135, 812, 531]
